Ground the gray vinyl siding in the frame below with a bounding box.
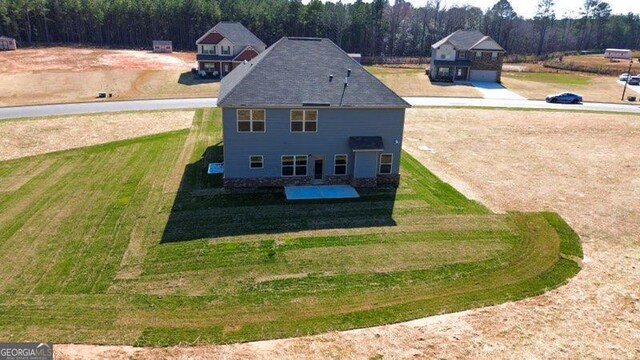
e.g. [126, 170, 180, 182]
[222, 107, 405, 179]
[353, 152, 379, 178]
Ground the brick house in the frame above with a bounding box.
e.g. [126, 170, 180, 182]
[195, 22, 266, 78]
[429, 30, 505, 82]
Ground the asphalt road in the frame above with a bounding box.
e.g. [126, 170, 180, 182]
[1, 97, 639, 120]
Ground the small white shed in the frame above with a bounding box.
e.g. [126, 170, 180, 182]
[153, 40, 173, 53]
[0, 36, 17, 51]
[604, 48, 631, 60]
[348, 53, 362, 64]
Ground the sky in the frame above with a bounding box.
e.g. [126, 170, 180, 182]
[302, 0, 639, 19]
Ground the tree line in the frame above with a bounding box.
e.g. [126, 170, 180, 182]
[1, 0, 639, 57]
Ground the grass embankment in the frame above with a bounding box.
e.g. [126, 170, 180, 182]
[0, 109, 581, 345]
[365, 66, 481, 98]
[502, 70, 625, 103]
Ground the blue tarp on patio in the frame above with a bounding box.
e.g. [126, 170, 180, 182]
[284, 185, 360, 200]
[207, 163, 224, 174]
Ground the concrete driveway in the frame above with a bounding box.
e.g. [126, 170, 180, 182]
[470, 81, 526, 100]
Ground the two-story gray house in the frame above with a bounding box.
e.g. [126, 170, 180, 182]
[429, 30, 505, 82]
[196, 22, 266, 77]
[217, 37, 410, 188]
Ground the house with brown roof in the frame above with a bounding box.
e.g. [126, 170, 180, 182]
[196, 22, 266, 78]
[0, 36, 16, 51]
[429, 30, 505, 82]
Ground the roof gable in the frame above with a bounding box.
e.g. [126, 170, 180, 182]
[197, 22, 266, 49]
[198, 32, 225, 45]
[432, 30, 504, 52]
[217, 37, 409, 108]
[469, 36, 505, 51]
[232, 46, 259, 61]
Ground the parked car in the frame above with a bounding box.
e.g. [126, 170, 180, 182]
[628, 76, 640, 86]
[545, 92, 583, 104]
[619, 73, 629, 81]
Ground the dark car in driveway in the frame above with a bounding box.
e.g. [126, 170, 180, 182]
[545, 92, 583, 104]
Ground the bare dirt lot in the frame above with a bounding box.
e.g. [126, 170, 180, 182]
[0, 111, 193, 161]
[0, 47, 219, 106]
[55, 108, 640, 359]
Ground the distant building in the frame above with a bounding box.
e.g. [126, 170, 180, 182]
[430, 30, 505, 82]
[0, 36, 16, 51]
[153, 40, 173, 53]
[195, 22, 266, 78]
[604, 48, 631, 60]
[348, 53, 362, 63]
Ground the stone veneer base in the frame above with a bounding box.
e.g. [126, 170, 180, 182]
[224, 175, 400, 189]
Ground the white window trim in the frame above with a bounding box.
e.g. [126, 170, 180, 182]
[289, 109, 318, 133]
[475, 51, 481, 59]
[334, 154, 348, 176]
[249, 155, 263, 169]
[491, 52, 498, 60]
[379, 153, 393, 175]
[281, 155, 308, 177]
[236, 109, 266, 133]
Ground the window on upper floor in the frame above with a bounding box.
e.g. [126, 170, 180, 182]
[202, 45, 216, 55]
[290, 110, 318, 132]
[457, 51, 468, 59]
[221, 46, 231, 55]
[237, 109, 265, 132]
[492, 52, 498, 60]
[475, 51, 482, 59]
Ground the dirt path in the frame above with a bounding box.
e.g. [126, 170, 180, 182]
[53, 108, 640, 359]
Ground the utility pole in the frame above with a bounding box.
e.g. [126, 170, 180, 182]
[621, 60, 633, 101]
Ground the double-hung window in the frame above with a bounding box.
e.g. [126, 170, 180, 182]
[475, 51, 482, 59]
[221, 46, 231, 55]
[379, 153, 393, 174]
[202, 45, 216, 55]
[282, 155, 308, 176]
[290, 110, 318, 132]
[249, 155, 263, 169]
[237, 109, 265, 132]
[491, 52, 498, 60]
[334, 155, 347, 175]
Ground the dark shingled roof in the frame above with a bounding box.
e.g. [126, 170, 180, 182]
[349, 136, 384, 151]
[217, 37, 410, 108]
[199, 22, 266, 49]
[432, 30, 504, 52]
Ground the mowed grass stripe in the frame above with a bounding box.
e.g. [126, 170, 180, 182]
[12, 146, 143, 294]
[0, 155, 106, 293]
[33, 134, 187, 294]
[143, 228, 517, 276]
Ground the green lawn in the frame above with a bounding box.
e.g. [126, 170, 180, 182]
[504, 72, 592, 85]
[0, 109, 582, 345]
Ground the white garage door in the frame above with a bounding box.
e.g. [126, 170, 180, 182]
[470, 70, 498, 82]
